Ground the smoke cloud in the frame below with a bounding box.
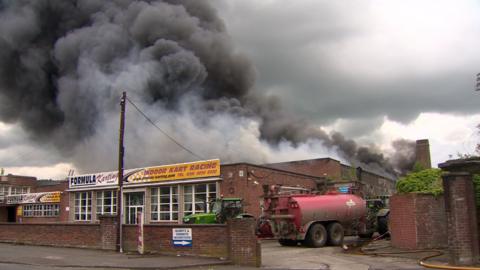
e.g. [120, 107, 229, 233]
[0, 0, 414, 176]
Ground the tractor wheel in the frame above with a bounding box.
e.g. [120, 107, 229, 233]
[326, 222, 344, 246]
[377, 216, 390, 237]
[278, 239, 298, 246]
[304, 223, 328, 247]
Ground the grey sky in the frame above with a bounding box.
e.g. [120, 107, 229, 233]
[1, 0, 480, 178]
[213, 0, 480, 133]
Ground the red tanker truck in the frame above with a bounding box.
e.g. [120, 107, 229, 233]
[257, 185, 383, 247]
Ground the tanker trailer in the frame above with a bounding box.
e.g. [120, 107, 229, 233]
[258, 186, 369, 247]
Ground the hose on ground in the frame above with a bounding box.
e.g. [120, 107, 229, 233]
[419, 252, 480, 270]
[343, 232, 479, 269]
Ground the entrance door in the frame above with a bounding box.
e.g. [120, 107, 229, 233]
[125, 192, 144, 225]
[7, 206, 16, 222]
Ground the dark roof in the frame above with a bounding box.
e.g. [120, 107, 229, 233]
[36, 179, 67, 186]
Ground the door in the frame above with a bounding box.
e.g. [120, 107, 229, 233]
[125, 192, 144, 225]
[7, 206, 16, 222]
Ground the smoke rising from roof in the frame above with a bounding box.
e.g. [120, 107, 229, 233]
[0, 0, 414, 176]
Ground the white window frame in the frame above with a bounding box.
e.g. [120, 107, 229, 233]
[23, 204, 59, 217]
[74, 191, 92, 221]
[96, 190, 117, 215]
[183, 183, 217, 216]
[151, 186, 178, 221]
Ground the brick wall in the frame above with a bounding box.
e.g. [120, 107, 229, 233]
[266, 159, 342, 181]
[0, 219, 261, 267]
[443, 172, 479, 265]
[221, 164, 318, 217]
[357, 170, 396, 197]
[390, 193, 447, 249]
[99, 215, 117, 250]
[123, 224, 229, 258]
[0, 223, 101, 248]
[390, 194, 417, 249]
[228, 218, 261, 267]
[0, 207, 7, 222]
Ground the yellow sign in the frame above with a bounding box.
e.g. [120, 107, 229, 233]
[6, 191, 61, 204]
[39, 192, 61, 203]
[16, 206, 22, 217]
[126, 159, 220, 183]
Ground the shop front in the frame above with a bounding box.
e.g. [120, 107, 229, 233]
[67, 159, 221, 225]
[5, 191, 62, 223]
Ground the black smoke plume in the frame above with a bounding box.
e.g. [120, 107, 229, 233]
[0, 0, 414, 175]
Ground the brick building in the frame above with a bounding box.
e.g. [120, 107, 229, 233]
[266, 158, 397, 198]
[1, 156, 397, 225]
[0, 174, 67, 223]
[65, 159, 322, 225]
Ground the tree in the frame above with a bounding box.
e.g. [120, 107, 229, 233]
[396, 168, 443, 196]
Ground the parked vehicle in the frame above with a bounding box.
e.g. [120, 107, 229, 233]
[183, 198, 252, 224]
[257, 185, 387, 247]
[364, 196, 390, 237]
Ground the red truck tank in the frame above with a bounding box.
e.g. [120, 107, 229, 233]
[258, 186, 370, 247]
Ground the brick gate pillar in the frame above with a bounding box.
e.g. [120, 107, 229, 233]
[439, 159, 480, 265]
[227, 218, 261, 267]
[98, 214, 118, 250]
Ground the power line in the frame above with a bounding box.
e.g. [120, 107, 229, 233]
[126, 97, 204, 160]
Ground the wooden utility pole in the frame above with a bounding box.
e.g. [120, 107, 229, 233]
[117, 91, 126, 252]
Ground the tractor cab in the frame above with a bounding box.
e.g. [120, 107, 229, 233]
[183, 198, 248, 224]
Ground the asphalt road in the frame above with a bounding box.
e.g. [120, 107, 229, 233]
[0, 238, 439, 270]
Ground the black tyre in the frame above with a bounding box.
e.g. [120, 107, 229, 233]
[278, 239, 298, 246]
[326, 222, 344, 246]
[377, 216, 389, 237]
[304, 223, 328, 247]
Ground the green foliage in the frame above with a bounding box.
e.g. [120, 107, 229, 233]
[412, 162, 426, 173]
[473, 175, 480, 208]
[396, 168, 443, 196]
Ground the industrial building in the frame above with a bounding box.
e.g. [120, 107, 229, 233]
[0, 155, 398, 224]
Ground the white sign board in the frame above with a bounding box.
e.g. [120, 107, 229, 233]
[172, 228, 192, 247]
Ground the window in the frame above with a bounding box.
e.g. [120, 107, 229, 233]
[183, 183, 217, 216]
[96, 190, 117, 215]
[23, 204, 59, 217]
[74, 192, 92, 221]
[11, 186, 29, 195]
[151, 186, 178, 221]
[0, 185, 6, 203]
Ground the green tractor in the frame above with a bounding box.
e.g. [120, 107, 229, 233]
[360, 195, 390, 238]
[183, 198, 252, 224]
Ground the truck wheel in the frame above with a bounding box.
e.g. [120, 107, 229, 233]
[327, 222, 344, 246]
[377, 216, 389, 237]
[305, 223, 327, 247]
[278, 239, 298, 246]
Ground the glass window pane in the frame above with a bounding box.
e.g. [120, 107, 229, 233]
[184, 186, 193, 194]
[196, 184, 206, 193]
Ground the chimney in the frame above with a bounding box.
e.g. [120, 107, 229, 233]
[415, 139, 432, 169]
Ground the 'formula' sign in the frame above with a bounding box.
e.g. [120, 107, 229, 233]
[6, 191, 61, 204]
[69, 171, 123, 188]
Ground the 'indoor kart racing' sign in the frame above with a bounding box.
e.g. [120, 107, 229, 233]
[125, 159, 220, 184]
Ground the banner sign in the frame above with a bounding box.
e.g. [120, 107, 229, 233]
[69, 170, 130, 188]
[6, 191, 61, 204]
[126, 159, 220, 184]
[172, 228, 192, 247]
